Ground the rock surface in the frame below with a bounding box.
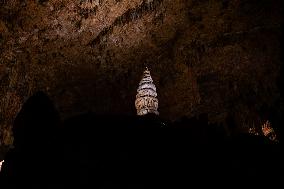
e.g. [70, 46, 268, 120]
[0, 0, 283, 147]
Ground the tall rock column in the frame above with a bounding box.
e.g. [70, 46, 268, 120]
[135, 68, 159, 116]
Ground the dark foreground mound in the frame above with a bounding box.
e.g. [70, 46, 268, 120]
[0, 92, 282, 187]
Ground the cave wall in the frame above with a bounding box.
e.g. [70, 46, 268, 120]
[0, 0, 282, 147]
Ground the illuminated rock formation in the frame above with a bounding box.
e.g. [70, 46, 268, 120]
[261, 120, 278, 142]
[248, 120, 278, 142]
[135, 68, 159, 116]
[248, 127, 260, 136]
[0, 160, 4, 172]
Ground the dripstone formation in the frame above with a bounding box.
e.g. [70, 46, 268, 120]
[135, 68, 159, 116]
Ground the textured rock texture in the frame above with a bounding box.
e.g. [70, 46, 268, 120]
[0, 0, 283, 147]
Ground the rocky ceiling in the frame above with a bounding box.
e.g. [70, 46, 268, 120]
[0, 0, 283, 146]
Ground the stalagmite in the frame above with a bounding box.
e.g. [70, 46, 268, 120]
[261, 120, 278, 142]
[0, 160, 4, 172]
[135, 67, 159, 116]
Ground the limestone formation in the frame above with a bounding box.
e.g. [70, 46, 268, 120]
[135, 68, 159, 116]
[262, 120, 278, 142]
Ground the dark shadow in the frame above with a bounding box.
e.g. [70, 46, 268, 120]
[0, 91, 61, 186]
[0, 93, 282, 187]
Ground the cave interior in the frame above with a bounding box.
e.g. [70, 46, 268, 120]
[0, 0, 283, 186]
